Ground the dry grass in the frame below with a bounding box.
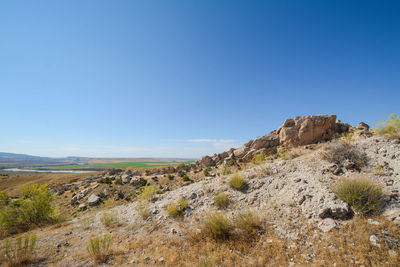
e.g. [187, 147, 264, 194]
[166, 197, 188, 217]
[136, 201, 151, 220]
[0, 172, 96, 197]
[121, 214, 400, 266]
[201, 212, 230, 240]
[2, 234, 37, 267]
[233, 210, 263, 238]
[101, 211, 120, 228]
[87, 234, 112, 264]
[213, 192, 229, 209]
[333, 175, 384, 213]
[229, 173, 246, 190]
[321, 141, 368, 169]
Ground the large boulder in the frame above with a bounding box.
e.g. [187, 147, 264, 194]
[87, 194, 101, 206]
[70, 188, 89, 205]
[199, 156, 215, 167]
[278, 115, 337, 147]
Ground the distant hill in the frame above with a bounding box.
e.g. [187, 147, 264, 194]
[0, 152, 195, 168]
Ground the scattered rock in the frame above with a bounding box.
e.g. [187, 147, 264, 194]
[318, 218, 338, 232]
[87, 194, 101, 206]
[369, 235, 380, 247]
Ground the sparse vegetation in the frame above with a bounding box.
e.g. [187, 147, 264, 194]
[233, 210, 262, 237]
[333, 176, 384, 213]
[335, 131, 354, 141]
[0, 184, 58, 233]
[229, 173, 245, 190]
[114, 178, 122, 185]
[321, 141, 368, 169]
[98, 177, 112, 184]
[140, 185, 156, 200]
[167, 197, 187, 217]
[222, 164, 232, 175]
[213, 192, 229, 209]
[201, 212, 230, 240]
[251, 153, 267, 164]
[167, 174, 174, 180]
[87, 234, 112, 264]
[101, 211, 119, 228]
[375, 113, 400, 139]
[2, 234, 37, 267]
[136, 201, 151, 220]
[277, 147, 298, 160]
[182, 175, 190, 182]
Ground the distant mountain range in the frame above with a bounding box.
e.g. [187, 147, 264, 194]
[0, 152, 194, 168]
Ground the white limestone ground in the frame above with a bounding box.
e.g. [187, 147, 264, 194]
[18, 134, 400, 266]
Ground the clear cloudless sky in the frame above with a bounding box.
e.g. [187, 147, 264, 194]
[1, 0, 399, 158]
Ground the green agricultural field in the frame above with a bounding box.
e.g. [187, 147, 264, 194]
[33, 161, 194, 171]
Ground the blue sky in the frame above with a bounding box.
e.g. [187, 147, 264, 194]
[1, 0, 399, 158]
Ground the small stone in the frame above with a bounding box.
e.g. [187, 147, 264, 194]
[318, 218, 338, 233]
[158, 257, 165, 263]
[367, 219, 380, 225]
[294, 178, 301, 183]
[386, 180, 394, 186]
[369, 235, 380, 247]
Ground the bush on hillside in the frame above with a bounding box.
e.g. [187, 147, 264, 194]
[375, 113, 400, 139]
[229, 173, 246, 190]
[233, 210, 262, 237]
[333, 176, 384, 213]
[3, 233, 37, 267]
[87, 234, 112, 263]
[167, 197, 187, 217]
[201, 212, 230, 240]
[213, 192, 229, 209]
[0, 184, 58, 232]
[321, 141, 368, 169]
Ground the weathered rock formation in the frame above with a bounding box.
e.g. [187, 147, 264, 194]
[277, 115, 337, 146]
[198, 115, 342, 167]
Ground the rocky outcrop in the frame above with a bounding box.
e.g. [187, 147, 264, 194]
[277, 115, 337, 147]
[196, 115, 340, 166]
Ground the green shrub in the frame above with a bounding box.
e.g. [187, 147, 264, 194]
[136, 201, 150, 220]
[222, 165, 232, 175]
[203, 168, 211, 176]
[167, 174, 174, 180]
[167, 197, 187, 217]
[140, 185, 156, 200]
[0, 184, 57, 231]
[229, 173, 245, 190]
[321, 141, 368, 169]
[213, 192, 229, 209]
[99, 177, 112, 184]
[139, 178, 148, 187]
[277, 147, 298, 160]
[182, 175, 190, 182]
[101, 211, 118, 228]
[233, 210, 262, 237]
[87, 234, 112, 263]
[375, 113, 400, 139]
[201, 212, 230, 239]
[3, 233, 37, 267]
[114, 178, 122, 185]
[252, 153, 267, 165]
[333, 176, 384, 213]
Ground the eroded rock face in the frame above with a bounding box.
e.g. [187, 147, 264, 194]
[278, 115, 337, 147]
[199, 156, 215, 167]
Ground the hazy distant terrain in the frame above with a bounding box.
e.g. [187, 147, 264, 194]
[0, 152, 195, 170]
